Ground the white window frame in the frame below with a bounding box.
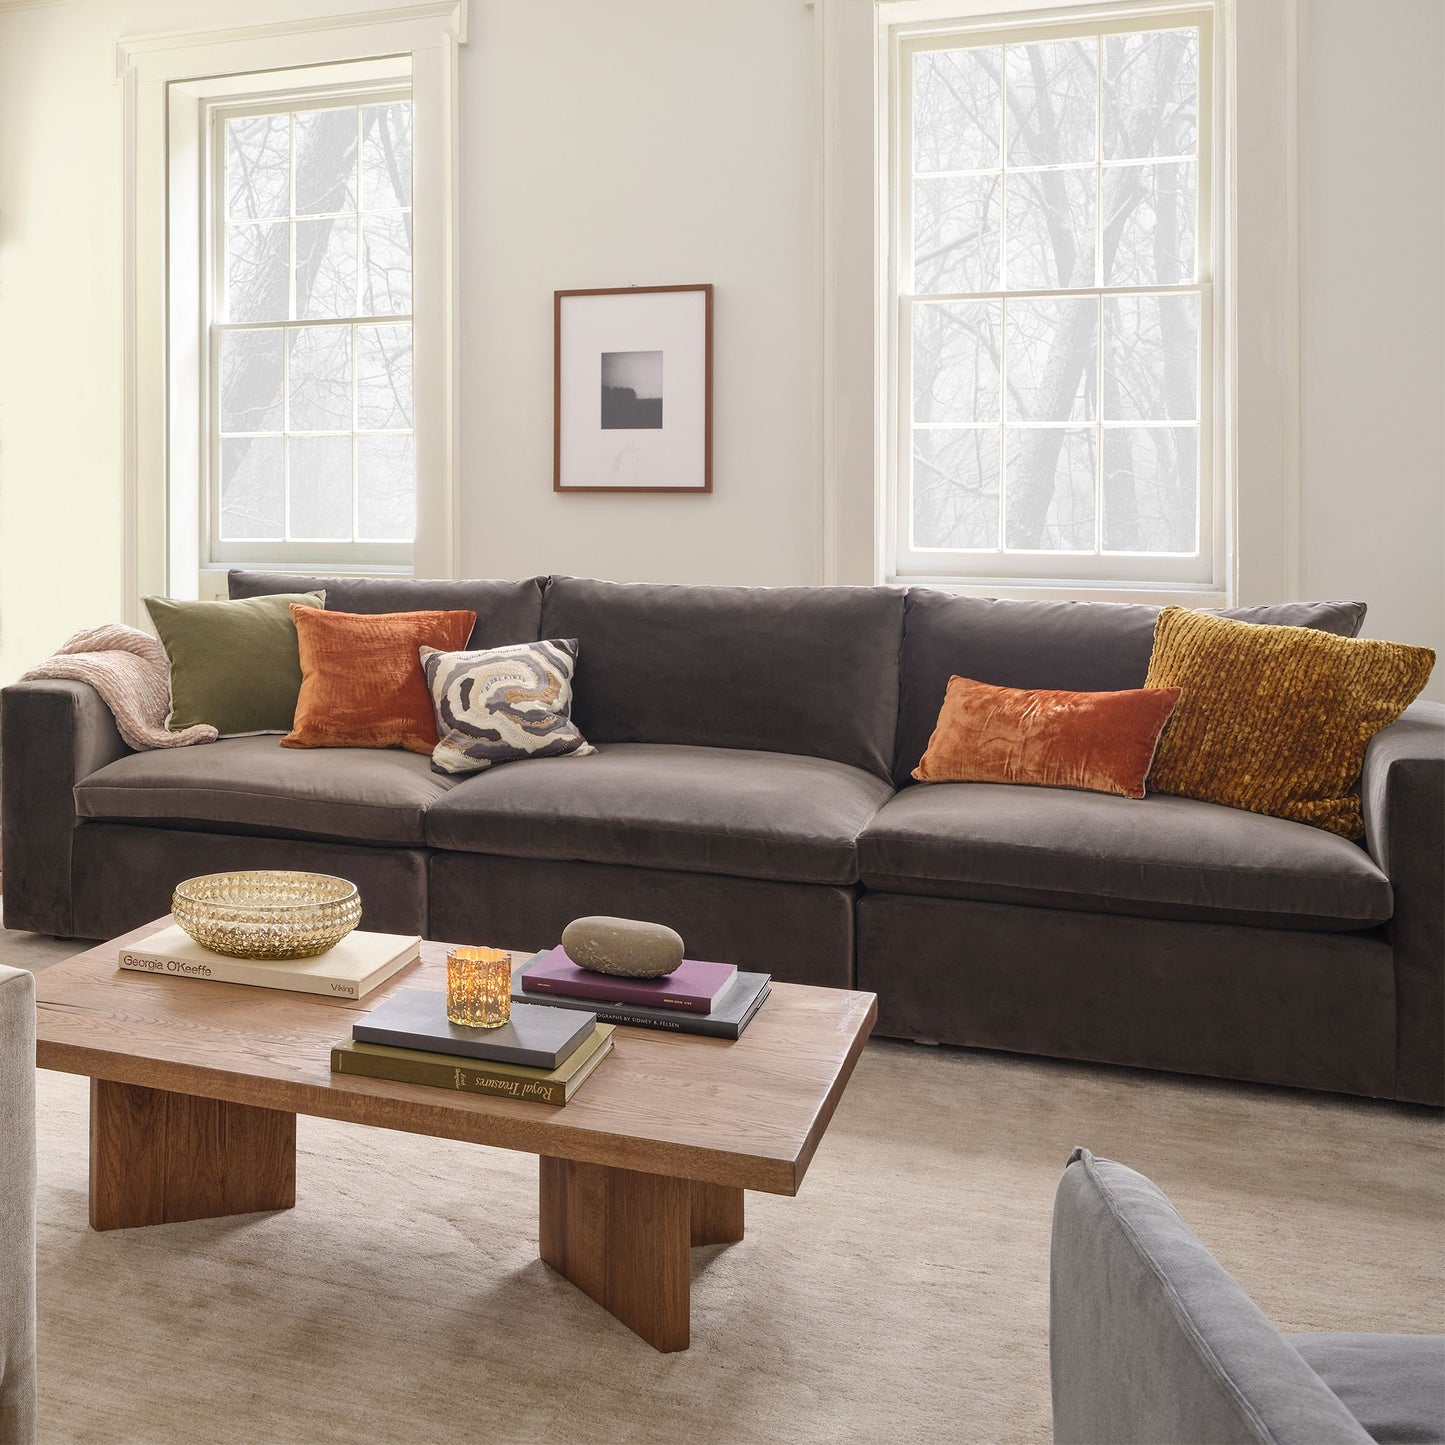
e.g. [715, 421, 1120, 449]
[119, 3, 465, 616]
[883, 2, 1223, 598]
[200, 71, 415, 570]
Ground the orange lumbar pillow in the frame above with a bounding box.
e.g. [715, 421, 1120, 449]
[282, 606, 477, 754]
[1144, 606, 1435, 837]
[912, 675, 1181, 799]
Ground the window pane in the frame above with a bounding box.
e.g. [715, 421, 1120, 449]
[225, 222, 289, 323]
[294, 108, 357, 216]
[912, 48, 1000, 173]
[1005, 297, 1097, 422]
[1005, 39, 1096, 167]
[1005, 427, 1095, 550]
[1005, 167, 1095, 290]
[1103, 28, 1198, 160]
[220, 437, 283, 540]
[226, 115, 289, 220]
[362, 214, 413, 315]
[1102, 162, 1196, 286]
[289, 435, 352, 540]
[912, 428, 1000, 549]
[361, 103, 413, 210]
[288, 326, 352, 432]
[357, 434, 415, 541]
[913, 302, 1000, 424]
[219, 330, 284, 433]
[1103, 426, 1198, 553]
[357, 325, 413, 429]
[913, 175, 1001, 293]
[1102, 293, 1198, 421]
[295, 216, 358, 320]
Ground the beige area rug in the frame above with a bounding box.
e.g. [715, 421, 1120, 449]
[6, 926, 1444, 1445]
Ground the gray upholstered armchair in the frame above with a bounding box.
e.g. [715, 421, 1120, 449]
[1051, 1148, 1445, 1445]
[0, 965, 36, 1445]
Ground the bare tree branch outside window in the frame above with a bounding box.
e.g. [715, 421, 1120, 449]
[216, 98, 414, 548]
[906, 25, 1203, 567]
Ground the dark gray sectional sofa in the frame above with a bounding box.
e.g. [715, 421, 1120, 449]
[3, 572, 1441, 1104]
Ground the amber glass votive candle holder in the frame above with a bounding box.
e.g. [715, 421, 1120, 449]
[446, 947, 512, 1028]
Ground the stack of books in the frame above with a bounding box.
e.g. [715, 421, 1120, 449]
[119, 924, 422, 1001]
[513, 947, 770, 1039]
[330, 988, 613, 1106]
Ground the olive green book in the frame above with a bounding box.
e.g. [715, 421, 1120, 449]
[330, 1022, 614, 1106]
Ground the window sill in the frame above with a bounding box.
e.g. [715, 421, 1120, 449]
[886, 576, 1229, 608]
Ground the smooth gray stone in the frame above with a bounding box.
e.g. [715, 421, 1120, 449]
[561, 916, 685, 978]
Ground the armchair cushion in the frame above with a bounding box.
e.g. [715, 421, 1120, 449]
[1289, 1334, 1445, 1445]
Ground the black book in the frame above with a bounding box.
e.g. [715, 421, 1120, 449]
[510, 956, 771, 1040]
[353, 988, 596, 1069]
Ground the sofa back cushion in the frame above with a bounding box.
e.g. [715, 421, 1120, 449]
[894, 593, 1367, 787]
[228, 570, 543, 650]
[541, 576, 906, 778]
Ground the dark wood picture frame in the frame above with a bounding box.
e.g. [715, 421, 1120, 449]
[553, 283, 713, 493]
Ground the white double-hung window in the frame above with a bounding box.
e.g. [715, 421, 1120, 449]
[890, 11, 1216, 592]
[211, 85, 415, 566]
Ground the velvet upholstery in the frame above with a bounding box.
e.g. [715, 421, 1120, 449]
[1289, 1334, 1445, 1445]
[0, 679, 130, 935]
[859, 784, 1392, 929]
[430, 852, 856, 989]
[2, 578, 1440, 1103]
[1361, 701, 1445, 1104]
[541, 576, 906, 778]
[284, 607, 476, 755]
[228, 569, 544, 648]
[1146, 608, 1435, 837]
[858, 893, 1396, 1095]
[911, 675, 1179, 797]
[69, 824, 430, 940]
[893, 593, 1368, 787]
[1051, 1149, 1378, 1444]
[75, 738, 457, 846]
[425, 743, 893, 884]
[0, 966, 37, 1445]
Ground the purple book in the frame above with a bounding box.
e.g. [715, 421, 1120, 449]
[521, 947, 737, 1015]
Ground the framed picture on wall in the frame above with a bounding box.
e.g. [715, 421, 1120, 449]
[553, 284, 713, 492]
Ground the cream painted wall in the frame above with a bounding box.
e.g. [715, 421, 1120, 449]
[0, 0, 820, 685]
[0, 0, 1442, 694]
[458, 0, 820, 585]
[1300, 0, 1445, 695]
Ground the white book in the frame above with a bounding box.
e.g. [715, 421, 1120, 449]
[117, 924, 422, 1000]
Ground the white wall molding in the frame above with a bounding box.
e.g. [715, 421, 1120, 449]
[117, 0, 466, 618]
[1221, 0, 1302, 604]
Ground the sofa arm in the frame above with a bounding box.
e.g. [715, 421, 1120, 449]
[1361, 700, 1445, 1105]
[1050, 1149, 1372, 1445]
[0, 966, 37, 1445]
[1, 680, 131, 936]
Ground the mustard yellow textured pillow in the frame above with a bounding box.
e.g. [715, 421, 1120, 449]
[1144, 607, 1435, 838]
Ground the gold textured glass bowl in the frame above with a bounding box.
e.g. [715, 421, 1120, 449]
[172, 871, 362, 959]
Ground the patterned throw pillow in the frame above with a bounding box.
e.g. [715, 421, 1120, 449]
[420, 639, 596, 776]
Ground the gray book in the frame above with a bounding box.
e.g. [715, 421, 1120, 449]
[353, 989, 596, 1069]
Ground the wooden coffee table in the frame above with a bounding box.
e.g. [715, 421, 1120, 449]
[32, 921, 876, 1351]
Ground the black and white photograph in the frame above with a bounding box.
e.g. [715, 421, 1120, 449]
[600, 350, 663, 429]
[554, 284, 712, 491]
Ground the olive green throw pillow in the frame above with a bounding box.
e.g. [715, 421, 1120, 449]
[145, 591, 325, 736]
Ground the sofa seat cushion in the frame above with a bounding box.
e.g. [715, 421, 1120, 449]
[1289, 1333, 1445, 1445]
[75, 737, 458, 846]
[858, 783, 1392, 930]
[423, 742, 894, 884]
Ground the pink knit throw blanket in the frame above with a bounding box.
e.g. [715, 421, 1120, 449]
[22, 624, 217, 750]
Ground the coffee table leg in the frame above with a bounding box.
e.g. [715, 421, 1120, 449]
[690, 1180, 745, 1246]
[89, 1078, 296, 1232]
[539, 1157, 694, 1351]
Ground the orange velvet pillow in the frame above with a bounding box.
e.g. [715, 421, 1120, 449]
[912, 675, 1182, 799]
[282, 606, 477, 754]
